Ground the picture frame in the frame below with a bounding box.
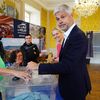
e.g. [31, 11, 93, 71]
[6, 6, 17, 18]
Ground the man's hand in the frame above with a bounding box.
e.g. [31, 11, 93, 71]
[53, 57, 59, 63]
[13, 70, 31, 82]
[26, 61, 39, 72]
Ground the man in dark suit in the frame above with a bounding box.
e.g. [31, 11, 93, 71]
[27, 4, 91, 100]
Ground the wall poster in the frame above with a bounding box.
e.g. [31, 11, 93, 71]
[0, 15, 46, 64]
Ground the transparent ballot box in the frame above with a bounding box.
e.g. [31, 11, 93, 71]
[0, 75, 57, 100]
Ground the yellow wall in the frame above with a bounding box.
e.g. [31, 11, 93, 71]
[80, 7, 100, 32]
[48, 11, 56, 48]
[41, 8, 48, 48]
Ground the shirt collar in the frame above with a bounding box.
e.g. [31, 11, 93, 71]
[64, 23, 76, 40]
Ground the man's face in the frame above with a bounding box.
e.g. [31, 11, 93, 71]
[55, 11, 73, 32]
[25, 35, 32, 44]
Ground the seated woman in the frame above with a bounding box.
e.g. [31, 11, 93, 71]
[0, 55, 31, 99]
[9, 49, 25, 80]
[9, 49, 24, 68]
[0, 50, 31, 80]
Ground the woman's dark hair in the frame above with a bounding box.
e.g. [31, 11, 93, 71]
[39, 27, 46, 35]
[9, 49, 22, 63]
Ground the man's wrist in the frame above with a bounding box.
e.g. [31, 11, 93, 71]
[36, 63, 40, 69]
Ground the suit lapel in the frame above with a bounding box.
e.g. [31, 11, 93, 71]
[59, 25, 78, 58]
[59, 36, 70, 58]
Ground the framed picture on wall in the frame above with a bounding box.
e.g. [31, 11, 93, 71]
[6, 6, 17, 18]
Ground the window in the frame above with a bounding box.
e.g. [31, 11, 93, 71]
[25, 4, 40, 25]
[25, 11, 30, 22]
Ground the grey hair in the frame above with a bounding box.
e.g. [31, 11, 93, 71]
[54, 4, 72, 15]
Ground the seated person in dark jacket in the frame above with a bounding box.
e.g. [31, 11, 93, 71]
[20, 34, 40, 66]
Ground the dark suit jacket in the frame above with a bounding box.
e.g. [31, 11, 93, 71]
[39, 25, 91, 100]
